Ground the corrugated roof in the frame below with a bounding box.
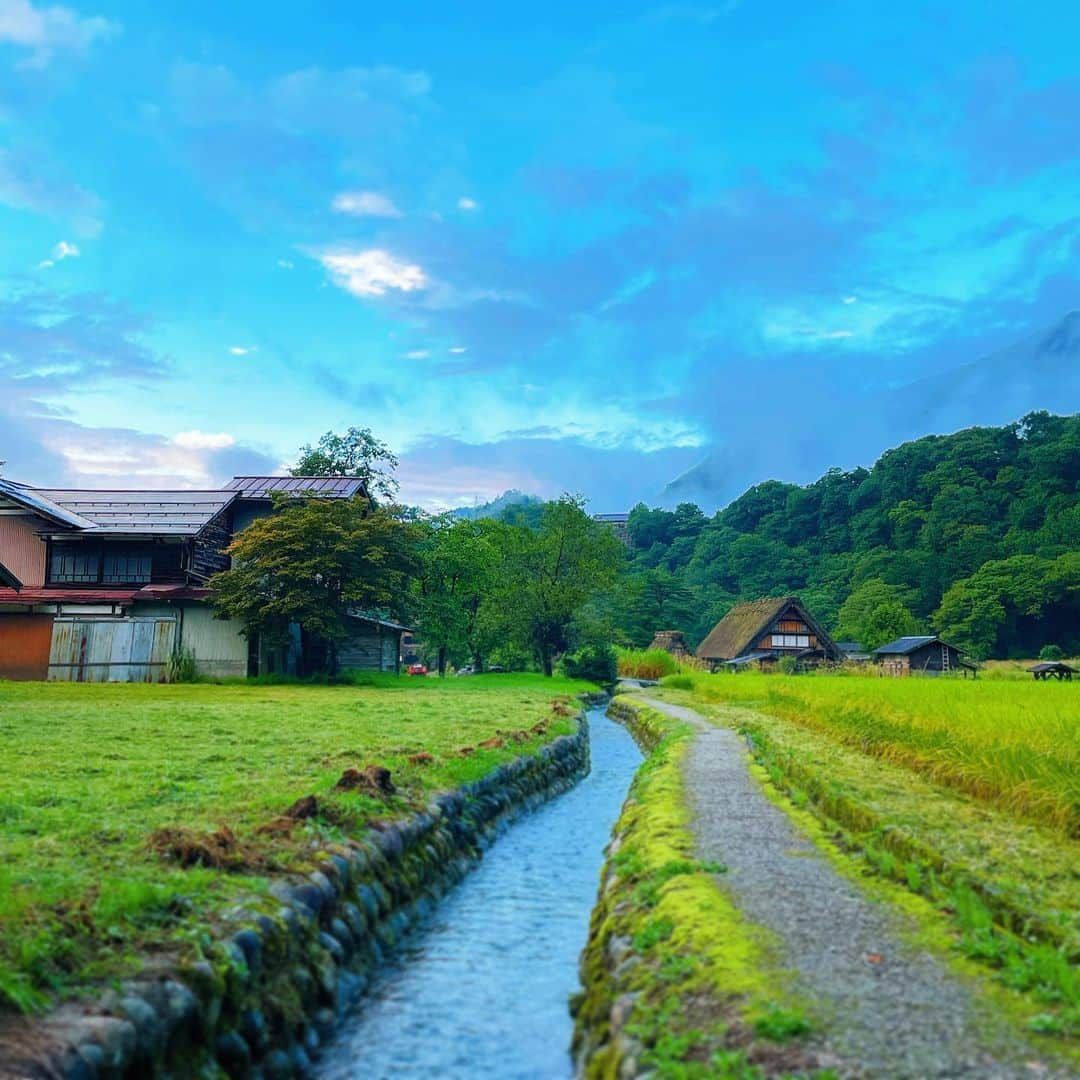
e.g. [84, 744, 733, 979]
[874, 635, 942, 655]
[0, 479, 97, 529]
[225, 476, 367, 499]
[34, 489, 236, 535]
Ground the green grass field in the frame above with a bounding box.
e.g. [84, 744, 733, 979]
[661, 673, 1079, 835]
[654, 672, 1080, 1043]
[0, 673, 590, 1012]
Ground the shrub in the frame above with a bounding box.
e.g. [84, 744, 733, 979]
[1038, 644, 1065, 661]
[617, 648, 680, 680]
[661, 674, 694, 690]
[776, 655, 799, 675]
[560, 643, 618, 685]
[165, 647, 197, 683]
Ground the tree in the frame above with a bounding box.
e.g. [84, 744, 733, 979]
[292, 427, 399, 502]
[209, 496, 417, 674]
[411, 517, 494, 675]
[834, 578, 923, 650]
[494, 496, 623, 675]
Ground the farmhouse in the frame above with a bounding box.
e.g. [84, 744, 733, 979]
[0, 475, 406, 681]
[648, 629, 691, 659]
[696, 596, 843, 671]
[874, 635, 976, 677]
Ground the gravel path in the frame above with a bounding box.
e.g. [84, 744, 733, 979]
[641, 696, 1057, 1080]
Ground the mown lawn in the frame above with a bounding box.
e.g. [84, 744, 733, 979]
[0, 673, 591, 1012]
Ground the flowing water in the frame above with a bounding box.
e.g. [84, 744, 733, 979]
[317, 708, 642, 1080]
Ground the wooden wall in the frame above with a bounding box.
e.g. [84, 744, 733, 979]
[0, 614, 53, 679]
[0, 515, 47, 586]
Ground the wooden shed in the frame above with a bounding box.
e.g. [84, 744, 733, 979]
[1028, 661, 1076, 681]
[696, 596, 842, 671]
[874, 635, 975, 677]
[648, 630, 691, 658]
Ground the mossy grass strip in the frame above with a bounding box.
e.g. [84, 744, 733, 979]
[574, 697, 833, 1079]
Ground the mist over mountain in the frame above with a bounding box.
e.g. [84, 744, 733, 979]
[663, 312, 1080, 509]
[450, 490, 544, 521]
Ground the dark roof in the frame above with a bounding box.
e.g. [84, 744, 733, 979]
[225, 476, 367, 499]
[347, 609, 412, 633]
[0, 479, 96, 529]
[1028, 661, 1077, 673]
[593, 513, 629, 523]
[34, 489, 237, 535]
[836, 641, 863, 652]
[697, 595, 842, 662]
[874, 635, 964, 656]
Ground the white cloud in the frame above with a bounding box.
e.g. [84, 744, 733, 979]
[52, 239, 79, 259]
[449, 346, 467, 354]
[229, 345, 255, 356]
[457, 196, 479, 211]
[316, 248, 427, 298]
[842, 295, 858, 304]
[0, 0, 118, 67]
[277, 258, 294, 269]
[404, 349, 430, 360]
[331, 190, 402, 218]
[173, 429, 236, 450]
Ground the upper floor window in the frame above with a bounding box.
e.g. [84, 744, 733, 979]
[48, 543, 154, 586]
[772, 633, 810, 649]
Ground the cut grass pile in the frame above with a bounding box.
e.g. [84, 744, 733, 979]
[659, 673, 1079, 836]
[0, 673, 590, 1013]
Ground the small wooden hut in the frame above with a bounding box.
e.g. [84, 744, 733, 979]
[648, 630, 691, 659]
[1028, 661, 1076, 681]
[874, 635, 975, 677]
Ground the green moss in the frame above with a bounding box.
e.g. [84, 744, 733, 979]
[655, 688, 1080, 1067]
[575, 699, 828, 1079]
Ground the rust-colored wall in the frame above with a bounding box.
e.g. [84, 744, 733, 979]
[0, 516, 47, 586]
[0, 614, 54, 680]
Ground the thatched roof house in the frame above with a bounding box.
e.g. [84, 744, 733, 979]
[648, 630, 690, 658]
[696, 596, 842, 671]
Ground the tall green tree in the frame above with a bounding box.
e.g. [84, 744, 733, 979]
[210, 496, 417, 673]
[494, 496, 623, 675]
[834, 578, 923, 650]
[411, 517, 494, 675]
[292, 427, 400, 502]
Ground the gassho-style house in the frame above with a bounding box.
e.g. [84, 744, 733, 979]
[0, 475, 408, 682]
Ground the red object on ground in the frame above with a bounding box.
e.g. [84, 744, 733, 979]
[407, 663, 428, 676]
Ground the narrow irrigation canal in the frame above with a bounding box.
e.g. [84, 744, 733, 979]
[317, 708, 642, 1080]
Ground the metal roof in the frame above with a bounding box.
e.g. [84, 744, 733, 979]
[0, 479, 97, 529]
[225, 475, 367, 499]
[593, 513, 630, 523]
[34, 489, 237, 535]
[875, 635, 955, 655]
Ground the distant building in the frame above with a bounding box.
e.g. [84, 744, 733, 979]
[593, 512, 631, 547]
[696, 596, 842, 671]
[649, 629, 691, 658]
[874, 635, 975, 677]
[1027, 661, 1075, 681]
[836, 640, 872, 663]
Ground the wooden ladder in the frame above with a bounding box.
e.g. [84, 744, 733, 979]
[941, 644, 950, 672]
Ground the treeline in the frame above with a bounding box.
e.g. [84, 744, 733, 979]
[605, 411, 1080, 659]
[210, 429, 623, 677]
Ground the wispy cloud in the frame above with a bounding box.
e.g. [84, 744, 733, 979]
[0, 147, 102, 233]
[332, 190, 402, 218]
[316, 248, 427, 298]
[457, 196, 479, 211]
[0, 0, 118, 67]
[229, 345, 255, 356]
[404, 349, 430, 359]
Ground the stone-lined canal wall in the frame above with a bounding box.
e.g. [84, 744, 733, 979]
[33, 718, 591, 1079]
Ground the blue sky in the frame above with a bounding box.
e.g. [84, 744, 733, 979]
[2, 1, 1079, 510]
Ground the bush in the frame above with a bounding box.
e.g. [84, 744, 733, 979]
[776, 655, 799, 675]
[560, 643, 618, 685]
[661, 674, 695, 690]
[165, 647, 197, 683]
[1039, 644, 1065, 661]
[617, 648, 681, 680]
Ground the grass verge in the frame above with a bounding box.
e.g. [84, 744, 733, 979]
[653, 681, 1079, 1059]
[573, 697, 835, 1079]
[0, 673, 591, 1013]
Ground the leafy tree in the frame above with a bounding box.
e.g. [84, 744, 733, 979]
[493, 496, 623, 675]
[1039, 644, 1065, 661]
[834, 579, 922, 650]
[292, 427, 399, 502]
[411, 517, 494, 675]
[210, 496, 417, 673]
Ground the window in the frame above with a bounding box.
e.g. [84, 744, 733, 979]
[49, 545, 100, 584]
[48, 543, 155, 585]
[772, 634, 810, 649]
[103, 547, 152, 584]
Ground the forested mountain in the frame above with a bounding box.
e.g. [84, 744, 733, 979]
[608, 412, 1080, 659]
